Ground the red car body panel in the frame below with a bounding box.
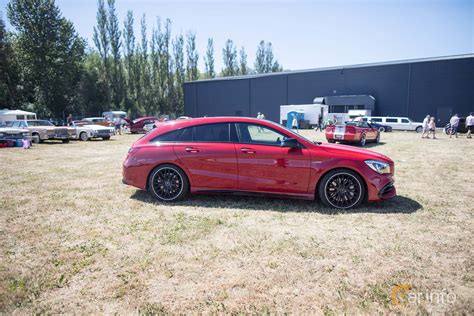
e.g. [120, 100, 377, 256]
[325, 124, 379, 143]
[124, 117, 159, 133]
[123, 117, 396, 203]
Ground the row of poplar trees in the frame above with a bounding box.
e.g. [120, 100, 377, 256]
[0, 0, 283, 119]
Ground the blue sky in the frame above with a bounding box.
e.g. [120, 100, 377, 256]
[2, 0, 473, 72]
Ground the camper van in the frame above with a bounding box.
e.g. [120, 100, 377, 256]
[102, 111, 127, 122]
[0, 109, 37, 126]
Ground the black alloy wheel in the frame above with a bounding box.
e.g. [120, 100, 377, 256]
[149, 165, 189, 202]
[318, 170, 365, 209]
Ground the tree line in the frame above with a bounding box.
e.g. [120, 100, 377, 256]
[0, 0, 283, 119]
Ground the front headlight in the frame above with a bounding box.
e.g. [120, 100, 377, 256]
[364, 160, 390, 174]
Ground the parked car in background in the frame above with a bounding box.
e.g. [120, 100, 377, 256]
[325, 121, 380, 146]
[0, 127, 29, 141]
[444, 117, 468, 134]
[363, 116, 423, 132]
[361, 118, 392, 132]
[71, 121, 115, 141]
[176, 116, 192, 120]
[123, 117, 396, 209]
[49, 118, 65, 126]
[82, 117, 114, 127]
[10, 120, 75, 143]
[124, 117, 159, 133]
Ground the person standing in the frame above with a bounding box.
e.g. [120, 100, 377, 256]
[421, 115, 430, 138]
[466, 112, 473, 139]
[257, 112, 262, 119]
[292, 114, 298, 132]
[449, 114, 460, 138]
[113, 116, 122, 135]
[427, 117, 436, 139]
[67, 114, 73, 126]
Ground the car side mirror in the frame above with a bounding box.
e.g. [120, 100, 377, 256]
[281, 137, 298, 148]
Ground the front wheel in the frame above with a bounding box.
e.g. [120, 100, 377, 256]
[79, 132, 88, 141]
[318, 169, 365, 209]
[148, 164, 189, 202]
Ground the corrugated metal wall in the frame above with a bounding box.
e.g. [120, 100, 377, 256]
[184, 56, 474, 125]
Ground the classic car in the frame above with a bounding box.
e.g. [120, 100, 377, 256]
[325, 121, 380, 146]
[82, 117, 114, 127]
[123, 117, 159, 134]
[123, 117, 396, 209]
[10, 120, 75, 143]
[71, 121, 115, 141]
[0, 127, 30, 141]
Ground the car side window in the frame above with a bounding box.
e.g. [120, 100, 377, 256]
[372, 118, 382, 122]
[386, 118, 398, 123]
[236, 123, 286, 146]
[193, 123, 229, 142]
[150, 129, 183, 142]
[401, 119, 409, 123]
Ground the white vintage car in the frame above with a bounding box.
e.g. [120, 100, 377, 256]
[0, 127, 30, 141]
[71, 121, 115, 141]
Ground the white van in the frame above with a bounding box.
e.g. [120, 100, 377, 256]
[362, 116, 424, 133]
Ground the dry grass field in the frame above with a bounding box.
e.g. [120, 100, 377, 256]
[1, 129, 473, 314]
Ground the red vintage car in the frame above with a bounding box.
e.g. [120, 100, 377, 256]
[325, 121, 380, 146]
[124, 117, 159, 133]
[122, 117, 395, 209]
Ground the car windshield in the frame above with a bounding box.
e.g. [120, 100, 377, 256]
[28, 120, 54, 126]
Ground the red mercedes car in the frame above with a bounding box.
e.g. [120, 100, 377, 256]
[123, 117, 395, 209]
[325, 121, 380, 146]
[124, 117, 159, 133]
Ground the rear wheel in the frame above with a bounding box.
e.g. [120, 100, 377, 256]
[359, 134, 367, 146]
[318, 169, 365, 209]
[148, 164, 189, 202]
[102, 136, 110, 140]
[378, 126, 385, 132]
[375, 132, 380, 143]
[415, 126, 423, 133]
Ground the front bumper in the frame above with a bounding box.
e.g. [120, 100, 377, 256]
[45, 134, 72, 140]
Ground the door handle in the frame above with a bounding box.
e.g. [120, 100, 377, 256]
[185, 147, 199, 153]
[240, 148, 256, 154]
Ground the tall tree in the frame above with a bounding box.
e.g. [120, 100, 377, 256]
[106, 0, 124, 108]
[138, 14, 152, 114]
[123, 11, 135, 101]
[222, 39, 238, 77]
[173, 34, 185, 115]
[7, 0, 85, 117]
[0, 15, 18, 107]
[93, 0, 111, 104]
[239, 46, 248, 75]
[185, 32, 199, 81]
[254, 40, 266, 74]
[204, 38, 215, 79]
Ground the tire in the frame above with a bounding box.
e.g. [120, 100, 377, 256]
[62, 139, 70, 143]
[378, 127, 385, 132]
[102, 136, 110, 140]
[79, 132, 88, 141]
[32, 133, 40, 144]
[359, 134, 367, 146]
[148, 164, 189, 202]
[415, 126, 423, 133]
[328, 139, 336, 143]
[375, 132, 380, 143]
[318, 169, 365, 209]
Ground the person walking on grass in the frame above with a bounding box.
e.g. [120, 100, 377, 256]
[421, 115, 430, 138]
[292, 114, 299, 133]
[427, 117, 437, 139]
[449, 114, 460, 138]
[466, 112, 473, 139]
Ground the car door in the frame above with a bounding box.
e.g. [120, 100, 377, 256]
[234, 122, 311, 195]
[385, 117, 399, 130]
[173, 123, 238, 191]
[400, 118, 413, 131]
[363, 122, 378, 139]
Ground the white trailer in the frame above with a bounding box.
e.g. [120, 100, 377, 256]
[0, 109, 37, 126]
[280, 104, 329, 128]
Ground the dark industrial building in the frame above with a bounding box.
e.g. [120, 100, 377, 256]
[184, 54, 474, 125]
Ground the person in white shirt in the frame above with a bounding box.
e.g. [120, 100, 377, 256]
[292, 115, 298, 132]
[257, 112, 262, 119]
[466, 112, 473, 139]
[421, 115, 430, 139]
[449, 114, 460, 138]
